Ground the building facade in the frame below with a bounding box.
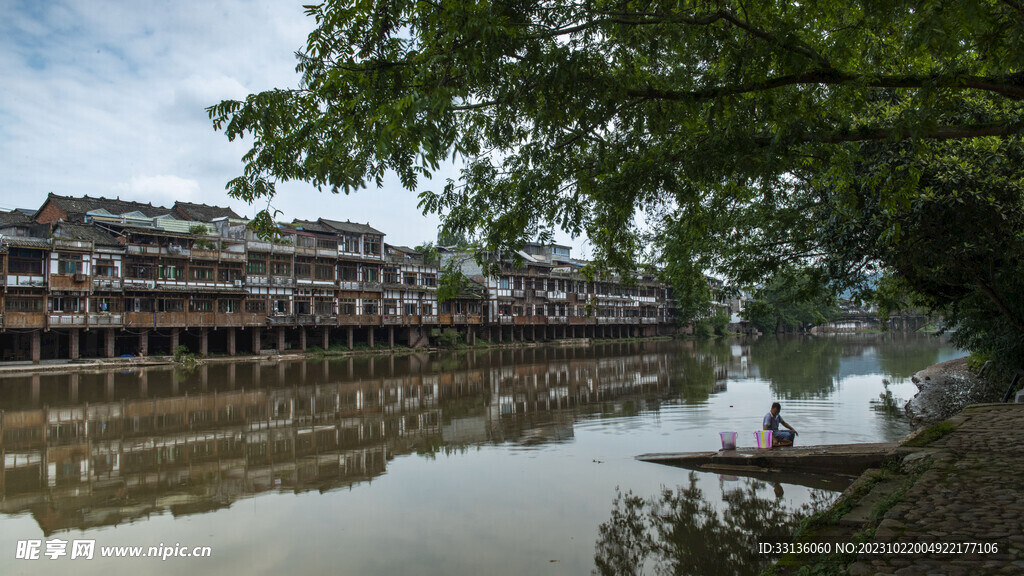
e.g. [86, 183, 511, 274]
[1, 195, 678, 362]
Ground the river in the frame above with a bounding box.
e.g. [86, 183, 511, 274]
[0, 333, 965, 575]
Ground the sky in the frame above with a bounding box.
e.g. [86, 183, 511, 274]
[0, 0, 590, 252]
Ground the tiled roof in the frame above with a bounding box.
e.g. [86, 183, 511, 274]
[53, 222, 122, 247]
[2, 236, 51, 249]
[317, 218, 384, 236]
[0, 210, 35, 225]
[291, 219, 335, 234]
[173, 201, 242, 221]
[44, 192, 172, 219]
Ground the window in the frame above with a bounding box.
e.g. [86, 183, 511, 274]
[91, 297, 121, 313]
[404, 303, 418, 315]
[341, 234, 359, 253]
[499, 304, 512, 316]
[383, 299, 398, 315]
[218, 299, 241, 313]
[129, 298, 154, 313]
[295, 257, 313, 278]
[57, 254, 83, 274]
[364, 236, 380, 256]
[314, 300, 334, 315]
[189, 266, 214, 281]
[8, 249, 44, 274]
[317, 237, 337, 250]
[6, 297, 43, 312]
[362, 301, 378, 315]
[274, 300, 290, 314]
[421, 273, 436, 287]
[158, 299, 184, 313]
[245, 299, 267, 313]
[315, 262, 333, 281]
[500, 278, 510, 290]
[338, 263, 358, 281]
[95, 259, 117, 277]
[158, 259, 185, 280]
[514, 277, 523, 290]
[219, 266, 243, 283]
[383, 266, 400, 284]
[50, 297, 82, 313]
[190, 299, 213, 312]
[125, 258, 153, 279]
[361, 267, 378, 283]
[246, 256, 267, 275]
[270, 260, 291, 276]
[421, 303, 433, 315]
[404, 273, 417, 286]
[339, 298, 356, 315]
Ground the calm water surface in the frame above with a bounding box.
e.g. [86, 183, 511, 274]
[0, 333, 964, 575]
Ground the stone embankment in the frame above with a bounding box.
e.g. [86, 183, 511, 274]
[773, 403, 1024, 575]
[904, 357, 1003, 426]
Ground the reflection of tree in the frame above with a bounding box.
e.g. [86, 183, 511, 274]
[672, 341, 732, 404]
[593, 474, 833, 576]
[875, 333, 942, 381]
[749, 336, 842, 399]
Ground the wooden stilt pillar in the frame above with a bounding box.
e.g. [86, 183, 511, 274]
[200, 328, 209, 356]
[227, 327, 236, 356]
[105, 328, 115, 357]
[31, 330, 41, 364]
[69, 328, 80, 361]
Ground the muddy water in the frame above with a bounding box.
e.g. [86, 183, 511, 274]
[0, 333, 963, 575]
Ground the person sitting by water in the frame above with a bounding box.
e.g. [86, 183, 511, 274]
[763, 402, 798, 447]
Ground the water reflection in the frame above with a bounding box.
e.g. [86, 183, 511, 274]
[0, 344, 681, 535]
[593, 474, 834, 576]
[0, 332, 959, 575]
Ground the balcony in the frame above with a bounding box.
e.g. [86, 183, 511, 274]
[512, 289, 525, 298]
[534, 290, 547, 298]
[547, 291, 568, 300]
[93, 278, 122, 291]
[88, 313, 123, 326]
[499, 316, 514, 325]
[270, 276, 294, 287]
[383, 315, 404, 325]
[547, 316, 568, 325]
[48, 274, 91, 290]
[421, 315, 439, 325]
[338, 314, 382, 326]
[570, 316, 593, 325]
[3, 312, 46, 329]
[191, 248, 220, 260]
[642, 318, 658, 324]
[514, 315, 547, 325]
[246, 276, 269, 286]
[48, 314, 88, 326]
[126, 244, 164, 256]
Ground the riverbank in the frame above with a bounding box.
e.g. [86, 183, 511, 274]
[0, 335, 680, 376]
[767, 403, 1024, 575]
[904, 356, 1005, 426]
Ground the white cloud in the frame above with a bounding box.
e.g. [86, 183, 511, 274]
[113, 174, 202, 207]
[0, 1, 590, 254]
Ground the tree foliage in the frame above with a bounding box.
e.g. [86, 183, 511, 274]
[209, 0, 1024, 370]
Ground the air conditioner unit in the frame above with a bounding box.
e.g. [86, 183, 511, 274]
[234, 280, 243, 287]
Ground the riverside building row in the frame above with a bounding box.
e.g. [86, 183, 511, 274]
[0, 194, 677, 363]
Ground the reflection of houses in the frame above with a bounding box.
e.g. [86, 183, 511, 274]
[1, 347, 676, 533]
